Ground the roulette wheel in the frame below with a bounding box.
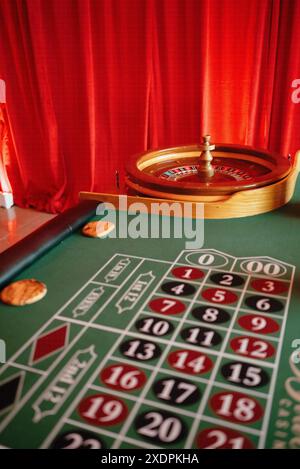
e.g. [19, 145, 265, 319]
[125, 135, 300, 218]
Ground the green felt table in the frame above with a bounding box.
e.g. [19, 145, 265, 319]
[0, 184, 300, 450]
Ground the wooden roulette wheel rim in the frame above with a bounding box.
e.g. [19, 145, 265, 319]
[126, 138, 291, 198]
[124, 136, 299, 218]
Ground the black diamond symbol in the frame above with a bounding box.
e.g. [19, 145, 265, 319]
[0, 372, 24, 414]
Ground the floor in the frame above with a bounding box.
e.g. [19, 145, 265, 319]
[0, 206, 55, 253]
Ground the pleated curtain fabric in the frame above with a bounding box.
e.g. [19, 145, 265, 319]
[0, 0, 299, 212]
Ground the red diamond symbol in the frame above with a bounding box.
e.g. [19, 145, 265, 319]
[30, 324, 69, 365]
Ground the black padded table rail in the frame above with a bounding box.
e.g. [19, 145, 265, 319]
[0, 200, 99, 289]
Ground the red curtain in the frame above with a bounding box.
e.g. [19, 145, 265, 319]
[0, 0, 299, 212]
